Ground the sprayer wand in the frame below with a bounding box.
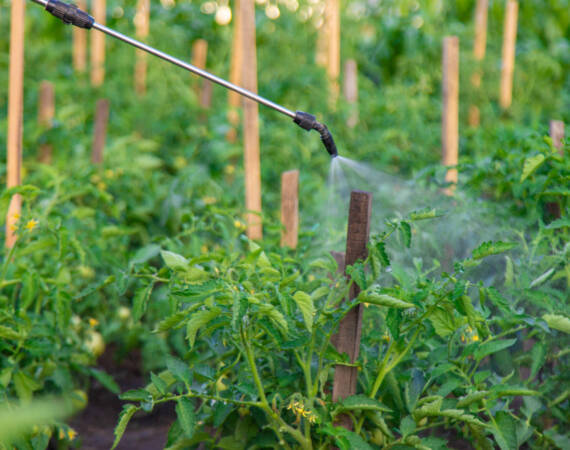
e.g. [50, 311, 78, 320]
[29, 0, 338, 157]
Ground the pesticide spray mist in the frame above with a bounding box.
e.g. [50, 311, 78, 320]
[319, 156, 519, 288]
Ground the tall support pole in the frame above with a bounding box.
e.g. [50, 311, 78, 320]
[6, 0, 26, 248]
[38, 81, 55, 164]
[241, 0, 262, 239]
[72, 0, 88, 72]
[191, 39, 211, 108]
[281, 170, 299, 249]
[499, 0, 518, 110]
[227, 0, 242, 141]
[469, 0, 488, 127]
[134, 0, 150, 95]
[549, 120, 565, 155]
[91, 0, 106, 86]
[343, 59, 358, 128]
[326, 0, 340, 101]
[442, 36, 459, 195]
[332, 190, 372, 429]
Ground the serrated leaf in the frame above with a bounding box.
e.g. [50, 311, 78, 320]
[293, 291, 315, 332]
[339, 394, 392, 412]
[400, 221, 412, 248]
[186, 309, 220, 349]
[529, 268, 555, 288]
[545, 217, 570, 229]
[151, 372, 168, 396]
[90, 368, 120, 394]
[438, 409, 486, 427]
[520, 154, 545, 182]
[155, 310, 190, 333]
[474, 339, 516, 361]
[456, 391, 489, 408]
[166, 356, 193, 386]
[309, 257, 338, 273]
[347, 262, 366, 290]
[344, 431, 374, 450]
[120, 389, 152, 402]
[376, 242, 390, 266]
[258, 304, 288, 334]
[358, 291, 415, 309]
[111, 405, 138, 450]
[530, 342, 546, 379]
[429, 308, 456, 337]
[130, 244, 161, 265]
[161, 250, 190, 271]
[487, 287, 510, 313]
[176, 397, 196, 438]
[0, 325, 20, 340]
[410, 208, 442, 221]
[413, 397, 442, 420]
[311, 286, 329, 301]
[472, 241, 517, 260]
[543, 314, 570, 334]
[492, 411, 518, 450]
[133, 282, 155, 321]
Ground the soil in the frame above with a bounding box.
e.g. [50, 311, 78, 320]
[69, 346, 175, 450]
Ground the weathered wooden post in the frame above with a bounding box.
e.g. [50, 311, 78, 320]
[134, 0, 150, 95]
[38, 81, 55, 164]
[499, 0, 518, 110]
[191, 39, 212, 108]
[91, 0, 106, 86]
[73, 0, 88, 73]
[227, 0, 242, 141]
[241, 0, 262, 239]
[332, 190, 372, 429]
[326, 0, 340, 101]
[343, 59, 358, 128]
[6, 0, 26, 248]
[442, 36, 459, 195]
[469, 0, 488, 127]
[92, 99, 110, 165]
[545, 120, 565, 220]
[280, 170, 299, 249]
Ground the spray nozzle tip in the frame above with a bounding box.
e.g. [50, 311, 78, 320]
[293, 111, 339, 158]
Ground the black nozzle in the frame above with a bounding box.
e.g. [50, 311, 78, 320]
[294, 111, 338, 157]
[45, 0, 94, 29]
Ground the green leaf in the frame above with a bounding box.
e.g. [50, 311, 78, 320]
[155, 310, 190, 333]
[176, 397, 196, 438]
[376, 242, 390, 267]
[133, 282, 155, 321]
[338, 394, 391, 412]
[311, 286, 329, 301]
[409, 208, 442, 221]
[487, 288, 511, 313]
[545, 217, 570, 229]
[491, 411, 518, 450]
[130, 244, 161, 265]
[151, 372, 168, 396]
[543, 314, 570, 334]
[119, 389, 152, 402]
[413, 397, 442, 420]
[166, 357, 193, 387]
[89, 368, 120, 394]
[0, 325, 20, 341]
[529, 268, 555, 288]
[456, 391, 489, 408]
[530, 342, 546, 380]
[344, 431, 374, 450]
[293, 291, 315, 332]
[472, 241, 517, 260]
[258, 304, 288, 334]
[309, 256, 338, 273]
[429, 308, 456, 337]
[347, 262, 367, 290]
[111, 405, 138, 450]
[161, 250, 190, 271]
[474, 339, 516, 361]
[186, 309, 220, 348]
[437, 409, 486, 427]
[520, 154, 545, 182]
[358, 291, 415, 309]
[13, 372, 42, 402]
[399, 221, 412, 248]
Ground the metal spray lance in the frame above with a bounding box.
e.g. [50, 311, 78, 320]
[28, 0, 339, 157]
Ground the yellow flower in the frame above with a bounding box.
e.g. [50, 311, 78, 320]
[25, 219, 39, 231]
[225, 165, 235, 175]
[461, 334, 466, 343]
[234, 220, 246, 230]
[202, 196, 217, 205]
[308, 275, 315, 282]
[13, 213, 20, 220]
[472, 334, 480, 342]
[201, 245, 209, 254]
[97, 181, 107, 191]
[88, 318, 99, 327]
[67, 428, 77, 441]
[104, 169, 115, 179]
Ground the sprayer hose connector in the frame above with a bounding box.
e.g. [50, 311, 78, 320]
[293, 111, 338, 157]
[45, 0, 94, 28]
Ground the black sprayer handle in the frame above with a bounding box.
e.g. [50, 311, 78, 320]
[294, 111, 338, 157]
[44, 0, 94, 29]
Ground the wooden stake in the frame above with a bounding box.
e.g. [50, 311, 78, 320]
[549, 120, 564, 154]
[442, 36, 459, 195]
[500, 0, 518, 110]
[241, 0, 262, 239]
[469, 0, 488, 127]
[281, 170, 299, 249]
[332, 191, 372, 429]
[191, 39, 212, 108]
[38, 81, 55, 164]
[91, 0, 106, 87]
[315, 20, 328, 68]
[73, 0, 88, 72]
[92, 99, 109, 165]
[134, 0, 150, 95]
[343, 59, 358, 128]
[326, 0, 340, 100]
[227, 0, 242, 140]
[6, 0, 26, 248]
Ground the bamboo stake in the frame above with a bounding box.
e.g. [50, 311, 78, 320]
[92, 99, 110, 165]
[442, 36, 459, 195]
[281, 170, 299, 249]
[549, 120, 564, 155]
[332, 190, 372, 429]
[241, 0, 262, 239]
[227, 0, 242, 140]
[469, 0, 488, 127]
[91, 0, 106, 86]
[191, 39, 212, 108]
[6, 0, 26, 248]
[326, 0, 340, 100]
[38, 81, 55, 164]
[73, 0, 88, 72]
[499, 0, 518, 110]
[134, 0, 150, 95]
[343, 59, 358, 128]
